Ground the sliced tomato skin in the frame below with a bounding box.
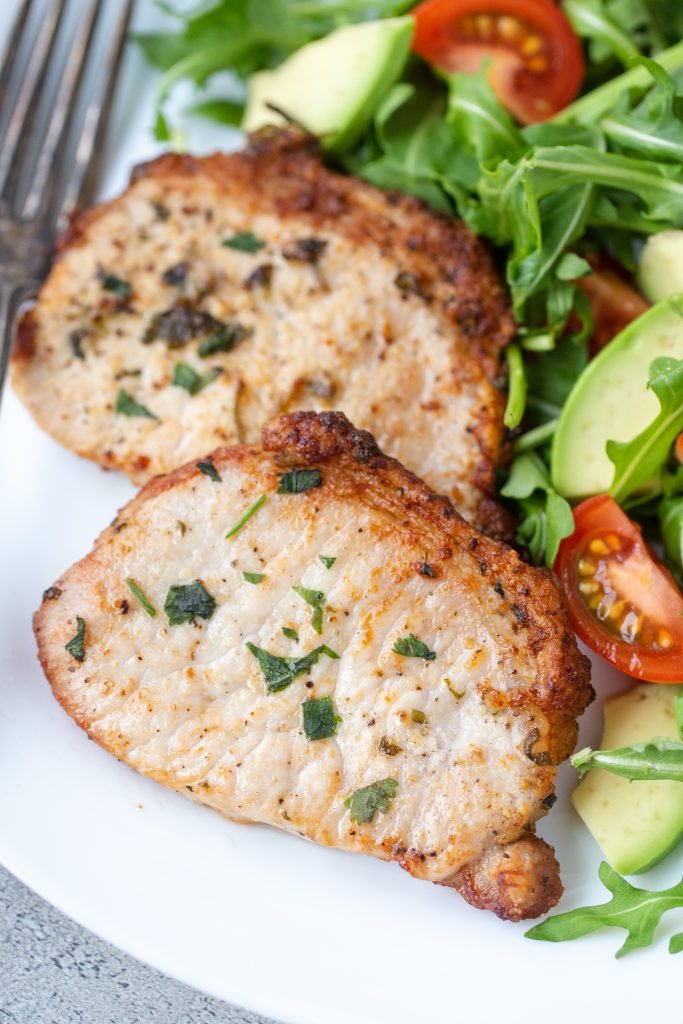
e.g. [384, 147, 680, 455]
[412, 0, 585, 124]
[554, 495, 683, 682]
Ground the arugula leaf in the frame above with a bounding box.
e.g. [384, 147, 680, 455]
[500, 453, 575, 566]
[608, 357, 683, 504]
[282, 626, 299, 642]
[564, 0, 641, 66]
[126, 579, 156, 617]
[164, 581, 216, 625]
[392, 633, 436, 661]
[222, 231, 264, 253]
[659, 495, 683, 579]
[292, 585, 325, 634]
[225, 494, 267, 538]
[197, 459, 221, 482]
[246, 641, 339, 693]
[602, 61, 683, 163]
[65, 616, 86, 662]
[526, 861, 683, 958]
[115, 390, 158, 421]
[345, 778, 398, 824]
[302, 696, 341, 741]
[243, 571, 266, 584]
[319, 555, 336, 569]
[172, 362, 221, 394]
[277, 469, 323, 494]
[571, 739, 683, 781]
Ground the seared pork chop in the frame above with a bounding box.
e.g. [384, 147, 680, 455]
[13, 130, 514, 536]
[35, 412, 592, 920]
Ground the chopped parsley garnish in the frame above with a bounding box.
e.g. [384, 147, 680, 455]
[225, 493, 267, 538]
[277, 468, 322, 494]
[99, 273, 132, 300]
[379, 736, 403, 756]
[392, 633, 436, 661]
[69, 330, 86, 360]
[410, 709, 426, 724]
[172, 362, 221, 395]
[177, 520, 187, 535]
[164, 580, 216, 625]
[418, 562, 436, 578]
[115, 389, 158, 420]
[198, 322, 251, 357]
[222, 231, 264, 253]
[282, 626, 299, 642]
[143, 301, 223, 348]
[292, 585, 325, 635]
[243, 571, 266, 585]
[345, 778, 398, 825]
[126, 578, 156, 617]
[245, 641, 339, 693]
[197, 459, 221, 482]
[319, 555, 336, 570]
[302, 696, 341, 741]
[444, 679, 465, 701]
[283, 238, 327, 263]
[65, 617, 86, 662]
[43, 586, 62, 601]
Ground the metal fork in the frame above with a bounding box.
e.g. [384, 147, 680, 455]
[0, 0, 134, 405]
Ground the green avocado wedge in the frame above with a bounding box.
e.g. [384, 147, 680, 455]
[551, 294, 683, 500]
[572, 684, 683, 875]
[242, 17, 414, 154]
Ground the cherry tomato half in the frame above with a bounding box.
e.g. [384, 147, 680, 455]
[412, 0, 585, 124]
[577, 262, 649, 356]
[554, 495, 683, 682]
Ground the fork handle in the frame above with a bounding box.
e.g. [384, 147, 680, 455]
[0, 280, 35, 409]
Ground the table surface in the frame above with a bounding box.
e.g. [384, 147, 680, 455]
[0, 866, 277, 1024]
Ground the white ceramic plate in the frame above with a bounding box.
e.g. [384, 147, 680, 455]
[1, 4, 682, 1022]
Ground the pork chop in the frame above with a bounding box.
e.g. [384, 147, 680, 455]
[12, 130, 514, 537]
[34, 411, 592, 921]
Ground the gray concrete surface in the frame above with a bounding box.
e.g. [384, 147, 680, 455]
[0, 865, 277, 1024]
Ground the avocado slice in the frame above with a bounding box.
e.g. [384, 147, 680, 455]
[243, 17, 414, 153]
[572, 683, 683, 874]
[551, 295, 683, 499]
[638, 230, 683, 304]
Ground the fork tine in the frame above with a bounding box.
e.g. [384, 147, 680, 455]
[63, 0, 136, 215]
[0, 0, 69, 208]
[0, 0, 34, 115]
[23, 0, 104, 220]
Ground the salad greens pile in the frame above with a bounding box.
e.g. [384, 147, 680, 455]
[138, 0, 683, 571]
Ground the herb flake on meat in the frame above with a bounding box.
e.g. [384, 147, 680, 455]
[277, 469, 322, 494]
[99, 273, 132, 300]
[197, 459, 221, 482]
[172, 362, 221, 395]
[69, 331, 86, 360]
[222, 231, 264, 253]
[243, 571, 266, 585]
[245, 642, 339, 693]
[143, 300, 223, 348]
[292, 584, 325, 634]
[225, 493, 267, 538]
[302, 696, 341, 741]
[392, 633, 436, 661]
[126, 578, 156, 617]
[198, 322, 251, 357]
[115, 389, 158, 420]
[345, 778, 398, 825]
[319, 556, 336, 569]
[282, 237, 327, 263]
[164, 581, 216, 625]
[282, 626, 299, 641]
[65, 616, 86, 662]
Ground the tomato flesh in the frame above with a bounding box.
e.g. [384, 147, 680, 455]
[412, 0, 585, 123]
[554, 495, 683, 682]
[577, 261, 649, 355]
